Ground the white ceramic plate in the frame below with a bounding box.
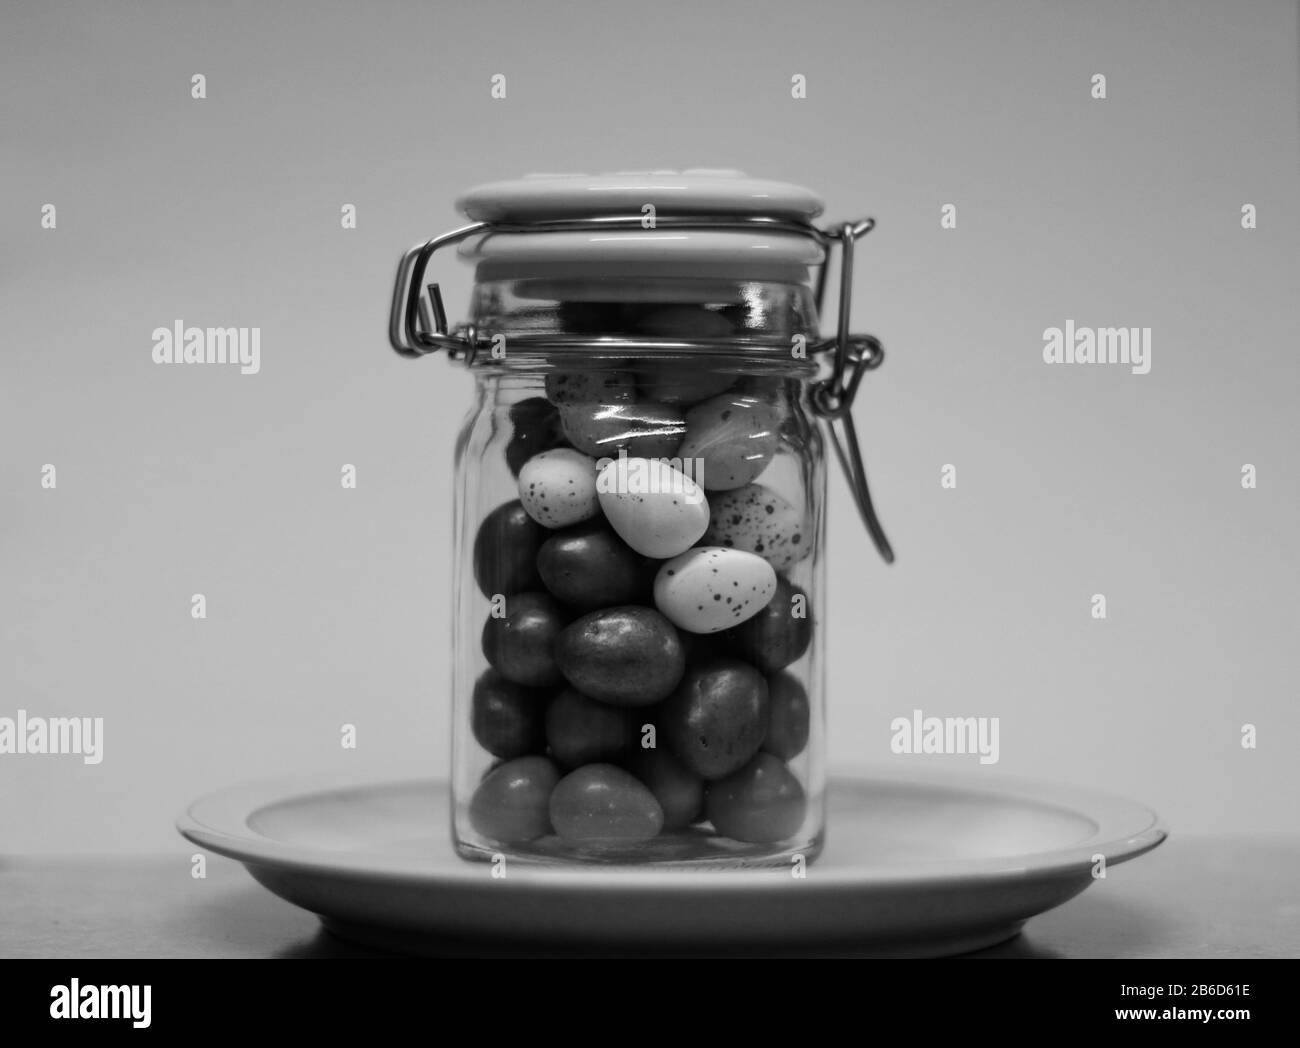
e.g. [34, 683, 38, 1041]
[177, 770, 1165, 957]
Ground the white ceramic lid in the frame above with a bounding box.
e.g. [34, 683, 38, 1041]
[456, 169, 825, 223]
[455, 170, 826, 281]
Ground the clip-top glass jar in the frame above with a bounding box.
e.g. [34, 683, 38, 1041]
[389, 171, 893, 867]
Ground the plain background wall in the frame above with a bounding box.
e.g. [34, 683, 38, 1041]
[2, 0, 1297, 853]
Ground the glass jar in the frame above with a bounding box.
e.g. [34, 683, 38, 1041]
[388, 172, 893, 867]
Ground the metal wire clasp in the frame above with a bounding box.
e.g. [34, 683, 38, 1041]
[388, 221, 490, 358]
[810, 221, 895, 564]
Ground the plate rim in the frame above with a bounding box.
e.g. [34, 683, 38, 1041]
[176, 766, 1167, 891]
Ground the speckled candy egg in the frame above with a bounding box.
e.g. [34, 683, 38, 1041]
[677, 394, 780, 491]
[653, 547, 777, 634]
[517, 448, 600, 529]
[596, 456, 709, 558]
[544, 368, 637, 407]
[704, 483, 811, 570]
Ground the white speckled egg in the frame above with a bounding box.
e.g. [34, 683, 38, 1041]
[596, 457, 709, 558]
[517, 449, 600, 529]
[653, 547, 777, 634]
[677, 393, 780, 491]
[704, 483, 812, 570]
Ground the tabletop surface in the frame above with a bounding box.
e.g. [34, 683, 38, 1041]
[3, 835, 1297, 958]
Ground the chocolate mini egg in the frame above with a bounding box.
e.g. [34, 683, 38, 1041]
[545, 687, 638, 769]
[555, 605, 685, 707]
[722, 574, 812, 674]
[637, 363, 735, 406]
[471, 668, 550, 760]
[558, 401, 686, 459]
[660, 657, 769, 781]
[548, 764, 665, 844]
[472, 500, 544, 599]
[469, 755, 561, 843]
[536, 520, 654, 612]
[677, 393, 780, 491]
[624, 748, 704, 830]
[556, 301, 628, 335]
[517, 448, 600, 529]
[505, 396, 565, 476]
[762, 670, 810, 760]
[481, 591, 566, 687]
[704, 753, 806, 844]
[704, 483, 811, 570]
[596, 456, 709, 558]
[634, 305, 735, 340]
[653, 547, 777, 634]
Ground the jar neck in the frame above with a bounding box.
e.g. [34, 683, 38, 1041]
[467, 276, 820, 360]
